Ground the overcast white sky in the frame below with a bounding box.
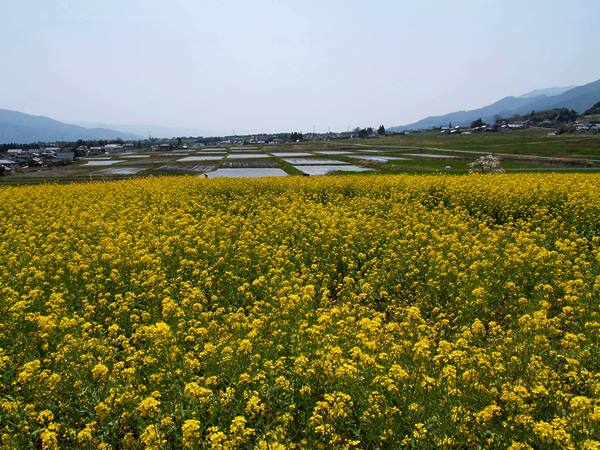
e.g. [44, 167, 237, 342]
[2, 0, 600, 135]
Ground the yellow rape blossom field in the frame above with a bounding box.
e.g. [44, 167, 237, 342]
[0, 174, 599, 449]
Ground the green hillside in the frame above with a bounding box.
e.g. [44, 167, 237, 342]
[584, 100, 600, 115]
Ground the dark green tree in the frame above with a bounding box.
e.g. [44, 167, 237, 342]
[289, 132, 303, 142]
[470, 118, 485, 128]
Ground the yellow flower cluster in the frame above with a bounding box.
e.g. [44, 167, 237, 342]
[0, 173, 599, 448]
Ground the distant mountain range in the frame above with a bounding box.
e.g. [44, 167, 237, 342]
[4, 78, 599, 144]
[389, 78, 600, 131]
[0, 109, 141, 144]
[518, 86, 575, 99]
[72, 122, 207, 139]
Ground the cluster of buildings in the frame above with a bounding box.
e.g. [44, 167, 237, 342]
[440, 121, 539, 135]
[0, 147, 75, 174]
[76, 143, 136, 156]
[438, 118, 600, 135]
[501, 115, 600, 133]
[439, 125, 500, 135]
[574, 120, 600, 133]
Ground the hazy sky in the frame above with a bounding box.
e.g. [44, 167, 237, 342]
[2, 0, 600, 135]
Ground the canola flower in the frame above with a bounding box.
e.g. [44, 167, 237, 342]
[0, 173, 598, 449]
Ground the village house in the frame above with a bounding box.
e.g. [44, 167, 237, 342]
[103, 144, 124, 153]
[0, 159, 17, 174]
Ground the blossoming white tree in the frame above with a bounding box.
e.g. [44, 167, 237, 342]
[469, 154, 504, 173]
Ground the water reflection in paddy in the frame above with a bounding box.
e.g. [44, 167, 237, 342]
[206, 168, 288, 178]
[293, 165, 373, 176]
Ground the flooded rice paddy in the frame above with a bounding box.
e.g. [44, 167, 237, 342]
[206, 168, 288, 178]
[58, 144, 438, 180]
[85, 160, 126, 166]
[293, 165, 373, 175]
[282, 158, 349, 165]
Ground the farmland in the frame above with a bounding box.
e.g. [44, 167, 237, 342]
[2, 129, 600, 185]
[0, 173, 598, 448]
